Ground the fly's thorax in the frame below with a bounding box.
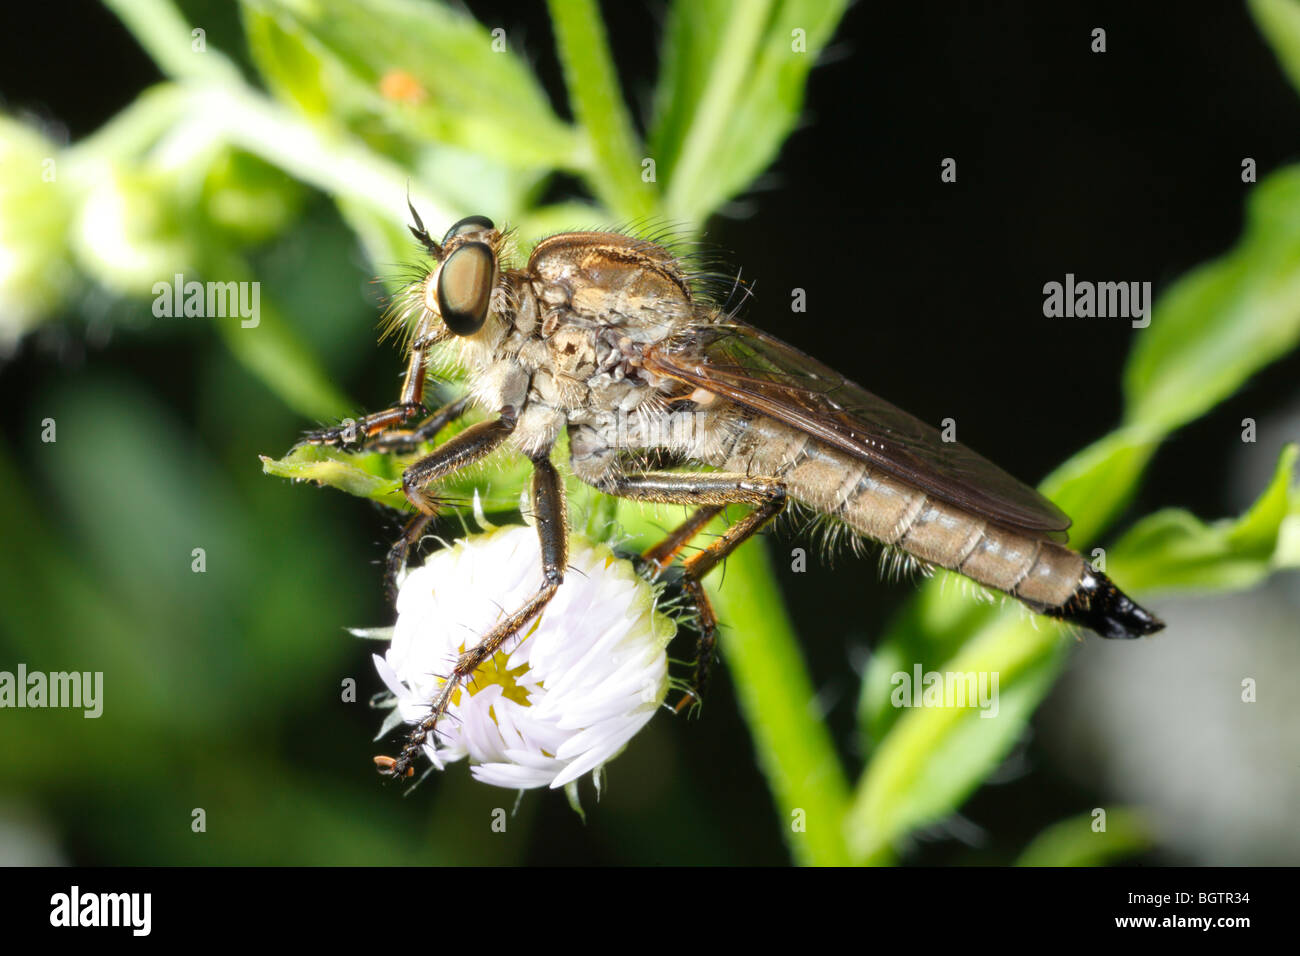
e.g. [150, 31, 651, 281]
[545, 326, 600, 382]
[526, 232, 694, 345]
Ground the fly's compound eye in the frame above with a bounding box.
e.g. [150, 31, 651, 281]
[435, 241, 495, 336]
[442, 215, 495, 244]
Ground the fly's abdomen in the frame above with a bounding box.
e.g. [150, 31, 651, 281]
[711, 408, 1162, 637]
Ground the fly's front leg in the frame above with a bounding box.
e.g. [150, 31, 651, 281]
[296, 320, 449, 449]
[296, 402, 428, 450]
[599, 473, 787, 713]
[383, 414, 516, 601]
[379, 455, 568, 780]
[368, 395, 471, 454]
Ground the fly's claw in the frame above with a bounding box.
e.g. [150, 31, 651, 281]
[374, 754, 414, 779]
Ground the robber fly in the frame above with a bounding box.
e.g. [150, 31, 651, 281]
[298, 207, 1164, 780]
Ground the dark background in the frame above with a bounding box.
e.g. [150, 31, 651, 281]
[1, 1, 1296, 864]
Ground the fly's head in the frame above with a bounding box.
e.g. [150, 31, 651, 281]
[384, 212, 523, 374]
[416, 214, 505, 339]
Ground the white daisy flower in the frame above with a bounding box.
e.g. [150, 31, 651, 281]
[370, 522, 676, 794]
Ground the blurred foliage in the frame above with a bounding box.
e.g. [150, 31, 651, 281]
[0, 0, 1297, 867]
[1014, 808, 1152, 868]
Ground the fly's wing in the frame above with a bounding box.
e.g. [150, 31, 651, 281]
[642, 320, 1071, 539]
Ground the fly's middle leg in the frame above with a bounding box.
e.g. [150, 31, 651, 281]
[598, 472, 787, 713]
[378, 455, 568, 780]
[381, 414, 516, 600]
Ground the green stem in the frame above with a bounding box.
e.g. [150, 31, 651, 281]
[547, 0, 656, 219]
[663, 0, 773, 221]
[65, 84, 188, 168]
[708, 537, 854, 866]
[101, 0, 242, 84]
[846, 619, 1063, 862]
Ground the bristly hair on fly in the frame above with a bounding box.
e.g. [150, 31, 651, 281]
[541, 216, 753, 314]
[784, 501, 934, 584]
[376, 267, 434, 348]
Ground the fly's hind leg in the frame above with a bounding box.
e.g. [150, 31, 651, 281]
[378, 455, 568, 780]
[640, 504, 723, 576]
[599, 473, 787, 714]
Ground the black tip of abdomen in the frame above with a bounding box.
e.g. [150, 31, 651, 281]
[1049, 569, 1165, 639]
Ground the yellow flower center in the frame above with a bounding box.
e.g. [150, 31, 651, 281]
[445, 644, 534, 708]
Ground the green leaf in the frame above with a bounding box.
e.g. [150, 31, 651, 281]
[547, 0, 656, 219]
[260, 413, 535, 515]
[1250, 0, 1300, 98]
[848, 615, 1065, 863]
[1016, 808, 1152, 867]
[853, 443, 1300, 862]
[261, 445, 405, 508]
[1037, 425, 1161, 549]
[1106, 443, 1300, 593]
[1124, 166, 1300, 433]
[652, 0, 848, 221]
[242, 0, 579, 171]
[852, 153, 1300, 858]
[853, 444, 1299, 861]
[243, 6, 335, 117]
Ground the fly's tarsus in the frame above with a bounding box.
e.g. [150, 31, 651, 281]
[296, 401, 428, 450]
[373, 754, 413, 778]
[385, 512, 433, 603]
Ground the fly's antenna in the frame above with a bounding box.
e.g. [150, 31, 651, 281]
[407, 188, 442, 260]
